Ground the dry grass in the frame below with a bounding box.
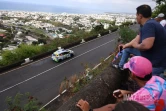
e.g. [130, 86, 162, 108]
[69, 74, 78, 85]
[59, 53, 115, 94]
[59, 80, 70, 94]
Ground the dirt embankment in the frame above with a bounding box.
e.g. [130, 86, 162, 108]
[56, 66, 128, 111]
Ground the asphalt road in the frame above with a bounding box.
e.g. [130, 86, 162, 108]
[0, 24, 139, 110]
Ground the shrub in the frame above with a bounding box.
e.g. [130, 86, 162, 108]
[0, 44, 44, 66]
[119, 27, 137, 43]
[0, 25, 118, 67]
[5, 93, 45, 111]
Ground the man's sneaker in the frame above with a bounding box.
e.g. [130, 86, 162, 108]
[111, 64, 124, 70]
[112, 64, 119, 68]
[119, 67, 124, 70]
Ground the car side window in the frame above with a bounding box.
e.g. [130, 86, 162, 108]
[64, 52, 70, 55]
[59, 53, 63, 56]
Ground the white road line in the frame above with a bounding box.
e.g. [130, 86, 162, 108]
[0, 32, 117, 76]
[92, 63, 101, 70]
[40, 94, 60, 110]
[0, 39, 115, 94]
[104, 54, 113, 61]
[40, 87, 66, 110]
[61, 89, 67, 94]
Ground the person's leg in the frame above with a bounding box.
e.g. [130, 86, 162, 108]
[119, 48, 141, 68]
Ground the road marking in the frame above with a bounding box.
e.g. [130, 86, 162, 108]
[39, 89, 67, 110]
[92, 63, 101, 70]
[0, 32, 117, 76]
[0, 39, 115, 94]
[104, 54, 113, 61]
[40, 94, 60, 110]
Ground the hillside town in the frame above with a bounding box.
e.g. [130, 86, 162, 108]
[0, 10, 136, 52]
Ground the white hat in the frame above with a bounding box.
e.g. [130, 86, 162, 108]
[157, 13, 165, 18]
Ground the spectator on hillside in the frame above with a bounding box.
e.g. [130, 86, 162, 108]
[77, 56, 166, 111]
[112, 4, 166, 76]
[155, 13, 166, 28]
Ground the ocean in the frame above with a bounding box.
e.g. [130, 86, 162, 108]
[0, 1, 88, 14]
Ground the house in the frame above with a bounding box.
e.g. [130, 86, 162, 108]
[25, 36, 38, 45]
[58, 34, 63, 38]
[0, 29, 6, 32]
[2, 45, 17, 51]
[0, 34, 6, 38]
[103, 23, 109, 29]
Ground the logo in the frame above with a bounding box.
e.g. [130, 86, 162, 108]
[155, 99, 166, 111]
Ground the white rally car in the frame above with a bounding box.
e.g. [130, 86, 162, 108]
[51, 48, 74, 62]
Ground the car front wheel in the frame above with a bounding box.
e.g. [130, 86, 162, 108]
[71, 54, 74, 57]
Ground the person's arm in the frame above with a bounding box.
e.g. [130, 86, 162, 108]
[76, 99, 90, 111]
[132, 37, 155, 51]
[123, 35, 140, 49]
[132, 22, 155, 51]
[93, 104, 116, 111]
[113, 89, 134, 98]
[76, 99, 116, 111]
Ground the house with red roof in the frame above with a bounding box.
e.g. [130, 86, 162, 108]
[0, 34, 6, 38]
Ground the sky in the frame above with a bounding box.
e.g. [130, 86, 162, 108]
[1, 0, 156, 13]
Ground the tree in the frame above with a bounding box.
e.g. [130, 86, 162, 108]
[5, 93, 46, 111]
[110, 20, 116, 26]
[153, 0, 166, 4]
[38, 38, 47, 44]
[89, 17, 96, 23]
[152, 0, 166, 18]
[77, 23, 84, 27]
[91, 24, 105, 34]
[73, 16, 80, 21]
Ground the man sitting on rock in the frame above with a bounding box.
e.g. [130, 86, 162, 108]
[112, 5, 166, 77]
[77, 56, 166, 111]
[155, 13, 166, 29]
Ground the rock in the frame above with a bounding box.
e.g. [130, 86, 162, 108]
[56, 66, 126, 111]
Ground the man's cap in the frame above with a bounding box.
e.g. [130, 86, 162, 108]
[157, 13, 165, 18]
[123, 56, 152, 78]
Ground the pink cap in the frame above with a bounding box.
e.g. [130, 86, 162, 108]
[123, 56, 152, 78]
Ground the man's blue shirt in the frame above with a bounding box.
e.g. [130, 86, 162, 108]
[140, 19, 166, 68]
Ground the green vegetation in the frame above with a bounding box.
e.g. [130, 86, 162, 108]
[5, 93, 45, 111]
[23, 26, 47, 38]
[119, 27, 137, 43]
[91, 24, 106, 34]
[89, 17, 96, 23]
[0, 44, 45, 66]
[152, 0, 166, 18]
[121, 21, 133, 27]
[41, 20, 72, 30]
[73, 16, 80, 21]
[59, 55, 114, 94]
[97, 19, 116, 26]
[0, 21, 135, 67]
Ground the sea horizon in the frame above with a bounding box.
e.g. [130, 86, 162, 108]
[0, 1, 135, 15]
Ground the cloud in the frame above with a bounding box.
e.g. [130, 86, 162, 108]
[68, 0, 155, 5]
[64, 0, 156, 13]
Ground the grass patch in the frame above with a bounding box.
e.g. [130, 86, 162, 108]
[59, 54, 114, 95]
